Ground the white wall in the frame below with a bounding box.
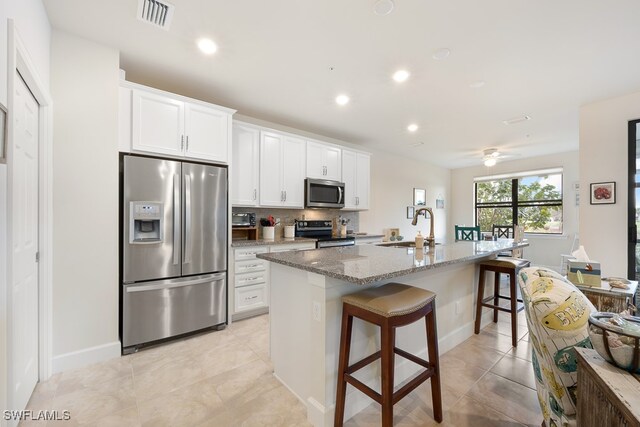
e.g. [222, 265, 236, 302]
[579, 91, 640, 277]
[359, 151, 450, 241]
[50, 31, 120, 370]
[450, 151, 580, 270]
[0, 0, 51, 421]
[0, 0, 51, 105]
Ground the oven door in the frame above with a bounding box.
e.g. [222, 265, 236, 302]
[305, 179, 345, 208]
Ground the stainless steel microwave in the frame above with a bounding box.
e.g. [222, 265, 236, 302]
[305, 179, 345, 208]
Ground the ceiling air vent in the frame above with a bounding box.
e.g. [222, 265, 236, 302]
[137, 0, 174, 30]
[502, 115, 531, 125]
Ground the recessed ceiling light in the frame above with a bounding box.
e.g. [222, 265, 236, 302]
[373, 0, 395, 15]
[393, 70, 410, 83]
[335, 94, 350, 106]
[432, 48, 451, 60]
[470, 80, 485, 88]
[503, 115, 531, 125]
[407, 124, 418, 132]
[197, 38, 217, 55]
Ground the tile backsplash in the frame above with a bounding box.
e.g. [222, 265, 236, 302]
[232, 207, 359, 236]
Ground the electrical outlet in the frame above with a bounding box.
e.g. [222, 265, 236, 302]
[312, 301, 321, 322]
[455, 301, 461, 314]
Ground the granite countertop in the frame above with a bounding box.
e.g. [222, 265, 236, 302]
[231, 236, 317, 247]
[256, 240, 529, 285]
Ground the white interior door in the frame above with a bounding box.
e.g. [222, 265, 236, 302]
[10, 72, 39, 411]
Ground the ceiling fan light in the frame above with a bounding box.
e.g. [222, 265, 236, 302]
[484, 157, 497, 167]
[373, 0, 395, 15]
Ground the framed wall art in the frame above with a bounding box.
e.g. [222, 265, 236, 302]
[407, 206, 415, 219]
[413, 188, 426, 206]
[590, 182, 616, 205]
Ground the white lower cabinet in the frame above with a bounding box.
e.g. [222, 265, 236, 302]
[235, 284, 268, 313]
[231, 242, 315, 320]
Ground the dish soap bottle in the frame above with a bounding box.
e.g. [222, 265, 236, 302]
[415, 231, 424, 249]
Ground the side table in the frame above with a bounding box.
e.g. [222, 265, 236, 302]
[574, 280, 638, 313]
[576, 348, 640, 427]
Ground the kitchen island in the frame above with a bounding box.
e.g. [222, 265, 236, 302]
[257, 239, 528, 427]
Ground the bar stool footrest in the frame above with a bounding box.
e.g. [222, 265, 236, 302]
[480, 301, 525, 313]
[344, 374, 382, 404]
[392, 368, 436, 405]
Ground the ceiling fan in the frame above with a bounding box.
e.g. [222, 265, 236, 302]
[481, 148, 517, 167]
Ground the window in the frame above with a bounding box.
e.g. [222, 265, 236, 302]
[475, 170, 563, 234]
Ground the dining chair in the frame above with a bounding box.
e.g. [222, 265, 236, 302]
[492, 224, 514, 239]
[454, 225, 481, 241]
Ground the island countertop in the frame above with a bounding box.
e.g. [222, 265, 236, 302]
[257, 239, 528, 285]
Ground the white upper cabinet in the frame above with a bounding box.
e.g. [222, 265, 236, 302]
[124, 82, 234, 163]
[282, 136, 306, 207]
[132, 90, 184, 157]
[184, 103, 229, 162]
[306, 140, 342, 181]
[259, 131, 305, 208]
[342, 150, 370, 210]
[232, 123, 260, 206]
[259, 131, 284, 207]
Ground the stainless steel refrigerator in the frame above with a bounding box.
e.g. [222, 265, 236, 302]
[121, 155, 227, 353]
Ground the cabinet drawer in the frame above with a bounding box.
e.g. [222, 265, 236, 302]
[234, 246, 268, 261]
[235, 259, 266, 274]
[235, 284, 268, 312]
[235, 271, 267, 288]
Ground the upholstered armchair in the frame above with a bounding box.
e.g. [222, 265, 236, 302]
[517, 267, 596, 427]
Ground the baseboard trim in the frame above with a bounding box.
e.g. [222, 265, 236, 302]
[52, 341, 121, 374]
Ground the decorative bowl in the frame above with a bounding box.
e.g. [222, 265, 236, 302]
[396, 235, 404, 241]
[588, 312, 640, 373]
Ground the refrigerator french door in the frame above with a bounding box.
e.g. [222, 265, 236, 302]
[121, 155, 227, 351]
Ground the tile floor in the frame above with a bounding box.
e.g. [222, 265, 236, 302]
[21, 311, 541, 426]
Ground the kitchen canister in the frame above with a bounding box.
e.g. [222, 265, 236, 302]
[284, 225, 295, 238]
[263, 226, 275, 240]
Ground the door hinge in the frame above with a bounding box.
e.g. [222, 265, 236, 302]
[35, 252, 40, 263]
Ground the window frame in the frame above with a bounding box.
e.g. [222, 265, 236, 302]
[474, 173, 563, 235]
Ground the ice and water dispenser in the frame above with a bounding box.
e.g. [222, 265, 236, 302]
[129, 201, 164, 244]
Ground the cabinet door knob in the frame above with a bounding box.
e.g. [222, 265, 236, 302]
[186, 135, 189, 151]
[253, 189, 257, 200]
[181, 135, 184, 151]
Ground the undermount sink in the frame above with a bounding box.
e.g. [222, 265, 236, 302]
[376, 241, 441, 248]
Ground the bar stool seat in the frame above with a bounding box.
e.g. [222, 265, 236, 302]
[335, 283, 442, 427]
[474, 257, 531, 347]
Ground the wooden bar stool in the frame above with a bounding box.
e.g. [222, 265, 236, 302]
[474, 258, 530, 347]
[334, 283, 442, 427]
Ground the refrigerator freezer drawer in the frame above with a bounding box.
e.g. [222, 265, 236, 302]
[123, 273, 226, 348]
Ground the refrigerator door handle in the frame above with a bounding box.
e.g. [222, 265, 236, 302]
[173, 174, 180, 265]
[184, 173, 192, 264]
[125, 273, 227, 293]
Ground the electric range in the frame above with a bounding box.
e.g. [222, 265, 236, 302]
[294, 220, 356, 248]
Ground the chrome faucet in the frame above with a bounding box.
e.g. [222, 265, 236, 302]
[412, 207, 436, 247]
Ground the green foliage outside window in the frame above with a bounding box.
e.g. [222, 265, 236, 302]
[475, 173, 562, 234]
